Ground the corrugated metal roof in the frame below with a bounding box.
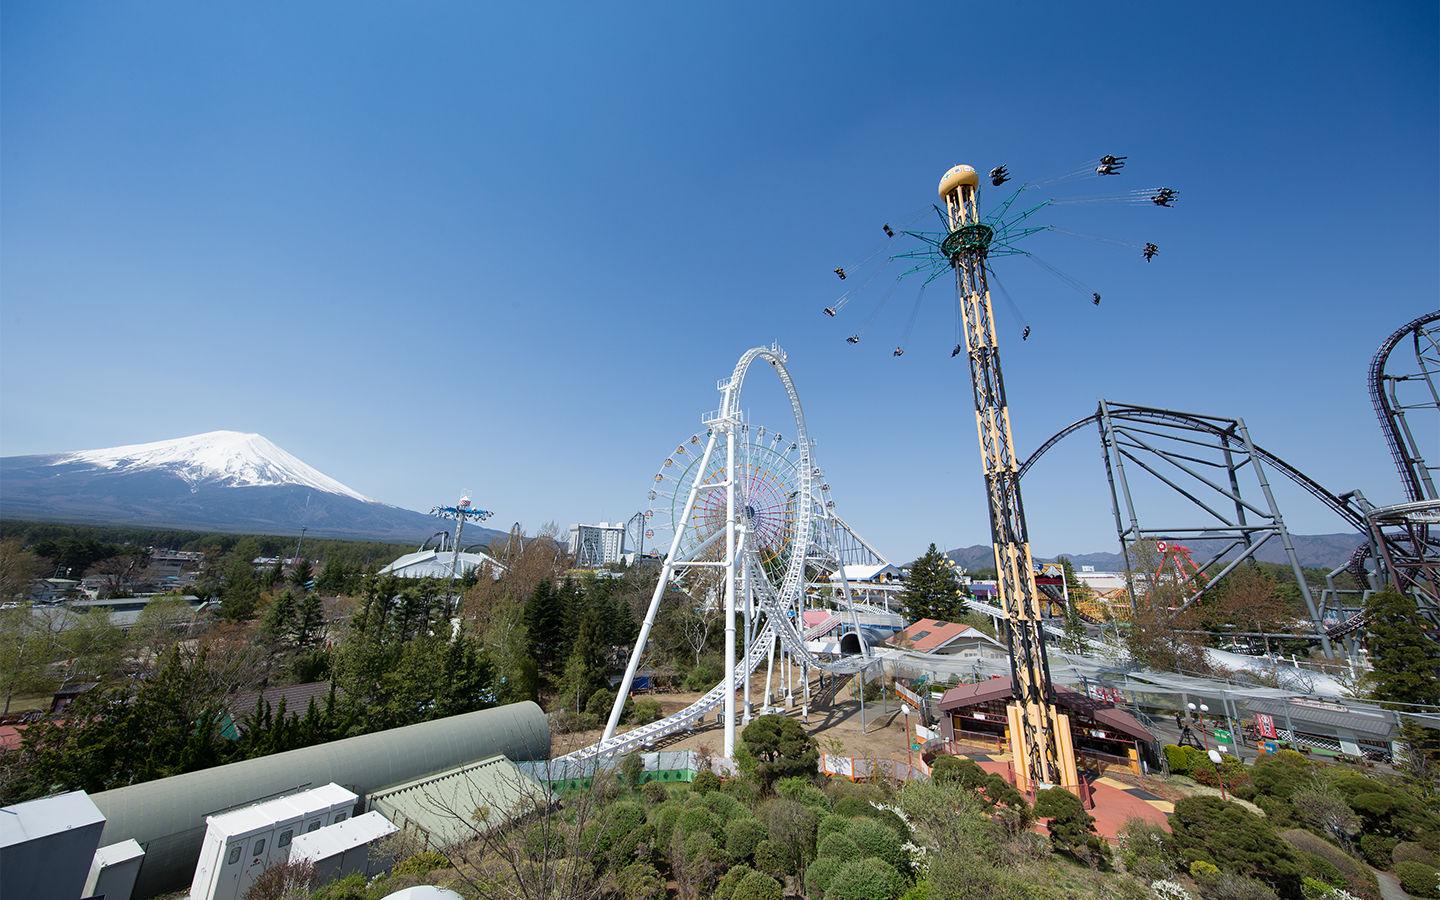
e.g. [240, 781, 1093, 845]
[938, 676, 1155, 742]
[1246, 699, 1397, 737]
[368, 755, 557, 850]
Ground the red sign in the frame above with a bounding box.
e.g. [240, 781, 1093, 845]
[1254, 714, 1277, 739]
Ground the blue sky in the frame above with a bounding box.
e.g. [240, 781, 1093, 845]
[2, 1, 1436, 563]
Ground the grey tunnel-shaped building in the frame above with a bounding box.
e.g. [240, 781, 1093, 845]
[90, 701, 550, 899]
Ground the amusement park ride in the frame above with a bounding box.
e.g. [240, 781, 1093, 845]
[564, 155, 1436, 787]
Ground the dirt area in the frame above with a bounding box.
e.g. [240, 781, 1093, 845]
[551, 663, 918, 762]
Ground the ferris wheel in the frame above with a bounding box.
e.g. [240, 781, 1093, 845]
[645, 424, 824, 595]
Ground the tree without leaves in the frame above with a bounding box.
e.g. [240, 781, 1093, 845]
[1122, 541, 1210, 674]
[1203, 564, 1294, 655]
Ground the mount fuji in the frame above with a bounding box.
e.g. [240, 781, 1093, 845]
[0, 431, 503, 544]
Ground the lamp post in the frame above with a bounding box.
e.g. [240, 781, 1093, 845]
[901, 703, 914, 774]
[1207, 748, 1227, 800]
[1188, 702, 1211, 750]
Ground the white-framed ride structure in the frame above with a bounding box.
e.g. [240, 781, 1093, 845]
[599, 345, 888, 760]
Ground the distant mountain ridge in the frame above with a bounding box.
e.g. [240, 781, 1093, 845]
[0, 431, 506, 546]
[939, 532, 1367, 574]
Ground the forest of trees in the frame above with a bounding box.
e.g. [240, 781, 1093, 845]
[0, 521, 749, 804]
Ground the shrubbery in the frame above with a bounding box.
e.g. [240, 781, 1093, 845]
[1396, 860, 1440, 899]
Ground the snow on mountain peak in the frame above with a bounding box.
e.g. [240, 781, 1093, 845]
[53, 431, 374, 501]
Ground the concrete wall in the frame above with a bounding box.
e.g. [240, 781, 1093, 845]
[91, 701, 549, 899]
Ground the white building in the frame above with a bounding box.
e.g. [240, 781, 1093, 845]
[569, 522, 626, 568]
[378, 549, 504, 581]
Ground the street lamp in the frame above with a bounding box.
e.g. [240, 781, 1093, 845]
[901, 703, 915, 773]
[1207, 748, 1228, 800]
[1187, 702, 1211, 750]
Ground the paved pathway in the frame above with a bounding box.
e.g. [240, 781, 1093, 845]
[1376, 870, 1411, 900]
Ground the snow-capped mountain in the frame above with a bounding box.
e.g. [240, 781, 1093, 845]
[54, 431, 373, 501]
[0, 432, 505, 545]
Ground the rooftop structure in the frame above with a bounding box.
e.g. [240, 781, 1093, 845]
[888, 618, 1007, 659]
[0, 790, 107, 900]
[378, 548, 504, 580]
[367, 754, 557, 849]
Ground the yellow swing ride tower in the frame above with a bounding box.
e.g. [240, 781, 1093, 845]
[938, 164, 1079, 791]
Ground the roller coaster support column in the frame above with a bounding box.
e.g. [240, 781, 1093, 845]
[603, 431, 722, 744]
[724, 423, 738, 759]
[939, 164, 1077, 792]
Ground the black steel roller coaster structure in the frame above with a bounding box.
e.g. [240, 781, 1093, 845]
[1017, 311, 1440, 657]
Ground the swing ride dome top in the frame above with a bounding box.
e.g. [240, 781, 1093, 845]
[938, 164, 980, 195]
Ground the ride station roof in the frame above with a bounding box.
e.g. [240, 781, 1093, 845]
[938, 676, 1155, 742]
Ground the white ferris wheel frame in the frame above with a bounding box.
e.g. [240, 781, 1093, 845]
[603, 344, 868, 758]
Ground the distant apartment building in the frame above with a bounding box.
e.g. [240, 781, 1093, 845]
[568, 522, 626, 568]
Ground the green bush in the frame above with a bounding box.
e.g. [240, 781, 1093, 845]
[1250, 750, 1312, 799]
[1396, 842, 1440, 870]
[1164, 744, 1191, 775]
[392, 850, 451, 875]
[1033, 787, 1107, 866]
[754, 838, 791, 876]
[1295, 851, 1345, 889]
[726, 817, 770, 861]
[1280, 829, 1379, 900]
[691, 770, 722, 794]
[1360, 834, 1396, 869]
[677, 806, 724, 841]
[610, 822, 658, 870]
[833, 796, 875, 819]
[899, 881, 929, 900]
[818, 831, 861, 860]
[629, 697, 664, 725]
[684, 655, 724, 691]
[721, 776, 760, 806]
[824, 858, 906, 900]
[776, 776, 831, 811]
[694, 788, 747, 822]
[1168, 797, 1302, 898]
[716, 864, 758, 900]
[806, 856, 844, 898]
[307, 874, 368, 900]
[847, 817, 906, 871]
[618, 862, 666, 900]
[651, 800, 684, 847]
[929, 754, 988, 791]
[1396, 860, 1440, 898]
[756, 798, 818, 875]
[733, 869, 783, 900]
[817, 813, 851, 845]
[641, 781, 669, 805]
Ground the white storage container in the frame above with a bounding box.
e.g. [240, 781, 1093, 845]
[189, 783, 357, 900]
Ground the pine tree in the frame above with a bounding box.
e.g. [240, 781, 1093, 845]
[1363, 589, 1440, 708]
[261, 590, 297, 640]
[898, 544, 966, 622]
[1057, 557, 1091, 654]
[289, 558, 313, 591]
[293, 593, 324, 648]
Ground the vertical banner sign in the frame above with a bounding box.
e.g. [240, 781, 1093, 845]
[1254, 714, 1277, 739]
